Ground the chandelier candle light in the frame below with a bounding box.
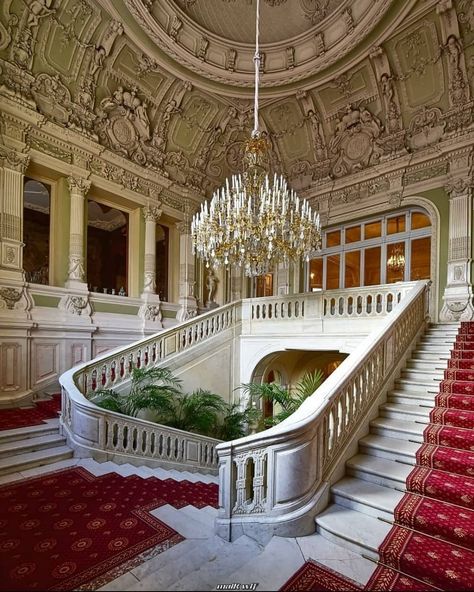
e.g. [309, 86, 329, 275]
[191, 0, 321, 277]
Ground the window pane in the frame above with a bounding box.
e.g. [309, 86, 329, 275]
[386, 242, 405, 283]
[309, 258, 323, 290]
[411, 212, 431, 230]
[326, 254, 340, 289]
[87, 200, 128, 294]
[410, 237, 431, 280]
[345, 226, 361, 244]
[364, 221, 381, 239]
[23, 179, 51, 285]
[345, 250, 360, 288]
[326, 230, 341, 248]
[387, 215, 405, 234]
[364, 246, 381, 286]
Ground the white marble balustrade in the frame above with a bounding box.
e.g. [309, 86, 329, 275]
[215, 281, 430, 542]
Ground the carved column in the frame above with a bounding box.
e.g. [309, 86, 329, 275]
[142, 204, 162, 294]
[139, 204, 163, 331]
[176, 218, 198, 322]
[440, 178, 474, 321]
[65, 176, 90, 290]
[0, 149, 30, 281]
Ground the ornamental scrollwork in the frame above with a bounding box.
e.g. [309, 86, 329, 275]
[0, 287, 22, 310]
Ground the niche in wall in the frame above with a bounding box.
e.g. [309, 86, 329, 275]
[23, 178, 51, 285]
[87, 200, 128, 295]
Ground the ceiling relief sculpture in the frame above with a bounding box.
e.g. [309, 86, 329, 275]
[1, 0, 474, 208]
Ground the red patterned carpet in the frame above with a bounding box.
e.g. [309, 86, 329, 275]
[0, 394, 61, 431]
[370, 321, 474, 591]
[280, 322, 474, 591]
[280, 560, 362, 591]
[0, 466, 218, 591]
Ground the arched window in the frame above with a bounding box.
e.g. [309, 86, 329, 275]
[309, 208, 432, 290]
[23, 178, 51, 285]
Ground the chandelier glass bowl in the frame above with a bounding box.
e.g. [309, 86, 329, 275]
[191, 0, 321, 277]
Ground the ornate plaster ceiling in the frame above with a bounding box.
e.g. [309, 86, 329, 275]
[172, 0, 345, 45]
[1, 0, 473, 209]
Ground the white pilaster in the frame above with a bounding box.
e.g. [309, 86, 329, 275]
[65, 176, 90, 290]
[139, 204, 163, 331]
[176, 218, 198, 322]
[440, 177, 474, 321]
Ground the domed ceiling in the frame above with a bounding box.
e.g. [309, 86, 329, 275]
[1, 0, 473, 211]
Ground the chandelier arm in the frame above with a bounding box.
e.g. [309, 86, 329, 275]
[253, 0, 260, 135]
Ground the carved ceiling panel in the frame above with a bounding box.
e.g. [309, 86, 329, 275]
[315, 63, 378, 121]
[2, 0, 474, 202]
[389, 19, 446, 112]
[265, 100, 310, 164]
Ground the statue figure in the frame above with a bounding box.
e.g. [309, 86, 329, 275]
[26, 0, 54, 29]
[135, 100, 151, 140]
[206, 269, 218, 305]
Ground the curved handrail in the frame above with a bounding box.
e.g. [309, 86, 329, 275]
[59, 302, 239, 472]
[215, 281, 430, 533]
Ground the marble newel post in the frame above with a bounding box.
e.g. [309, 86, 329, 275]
[139, 204, 163, 329]
[176, 217, 198, 322]
[440, 176, 474, 321]
[65, 176, 90, 290]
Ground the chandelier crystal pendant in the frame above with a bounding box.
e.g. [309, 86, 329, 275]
[191, 0, 321, 277]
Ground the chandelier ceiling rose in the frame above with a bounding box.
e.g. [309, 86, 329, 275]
[191, 0, 321, 277]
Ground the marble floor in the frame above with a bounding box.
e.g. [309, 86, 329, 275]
[1, 456, 376, 591]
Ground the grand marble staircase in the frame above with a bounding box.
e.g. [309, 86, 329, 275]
[0, 323, 457, 590]
[315, 323, 458, 560]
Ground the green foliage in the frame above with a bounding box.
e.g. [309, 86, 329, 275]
[91, 366, 181, 418]
[90, 366, 252, 441]
[240, 368, 325, 428]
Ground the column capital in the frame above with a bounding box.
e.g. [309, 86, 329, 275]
[445, 175, 474, 199]
[175, 220, 190, 235]
[0, 147, 30, 173]
[67, 176, 91, 195]
[143, 204, 162, 223]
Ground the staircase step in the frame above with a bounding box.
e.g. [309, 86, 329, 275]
[167, 535, 261, 591]
[151, 504, 214, 539]
[388, 390, 437, 406]
[400, 369, 444, 381]
[380, 402, 430, 421]
[331, 476, 404, 520]
[394, 378, 441, 394]
[225, 536, 305, 592]
[0, 433, 67, 458]
[406, 359, 448, 372]
[346, 453, 412, 489]
[316, 504, 392, 560]
[359, 434, 418, 463]
[131, 537, 226, 590]
[370, 416, 425, 441]
[0, 419, 60, 443]
[0, 445, 73, 476]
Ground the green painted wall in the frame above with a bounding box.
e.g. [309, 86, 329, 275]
[91, 302, 140, 315]
[32, 294, 61, 308]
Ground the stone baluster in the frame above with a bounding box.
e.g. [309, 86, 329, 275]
[440, 174, 474, 321]
[66, 176, 90, 289]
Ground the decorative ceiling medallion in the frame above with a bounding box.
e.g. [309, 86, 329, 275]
[123, 0, 397, 89]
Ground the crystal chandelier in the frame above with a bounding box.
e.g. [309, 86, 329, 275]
[387, 243, 405, 272]
[191, 0, 321, 277]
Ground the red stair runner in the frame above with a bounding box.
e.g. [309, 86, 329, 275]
[280, 322, 474, 591]
[0, 394, 61, 431]
[0, 466, 218, 591]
